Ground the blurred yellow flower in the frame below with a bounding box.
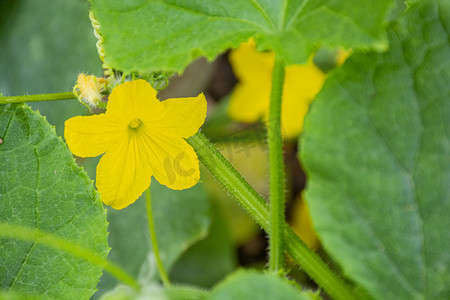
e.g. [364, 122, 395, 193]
[290, 194, 320, 250]
[228, 40, 326, 139]
[65, 80, 206, 209]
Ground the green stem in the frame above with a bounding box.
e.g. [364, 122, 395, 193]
[268, 54, 286, 275]
[0, 92, 76, 104]
[145, 188, 171, 286]
[187, 132, 360, 300]
[187, 132, 269, 229]
[0, 222, 139, 289]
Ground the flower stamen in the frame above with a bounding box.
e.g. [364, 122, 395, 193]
[128, 118, 142, 129]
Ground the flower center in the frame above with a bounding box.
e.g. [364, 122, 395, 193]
[128, 118, 142, 129]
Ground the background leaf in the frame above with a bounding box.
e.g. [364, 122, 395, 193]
[169, 201, 237, 288]
[94, 181, 210, 298]
[207, 269, 319, 300]
[99, 283, 208, 300]
[0, 104, 109, 299]
[90, 0, 394, 73]
[0, 0, 101, 137]
[300, 0, 450, 299]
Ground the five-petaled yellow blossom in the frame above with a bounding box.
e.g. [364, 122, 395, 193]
[65, 80, 207, 209]
[228, 40, 326, 139]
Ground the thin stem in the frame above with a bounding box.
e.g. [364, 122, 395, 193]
[0, 92, 76, 104]
[145, 188, 171, 286]
[187, 132, 360, 300]
[268, 54, 286, 275]
[0, 222, 139, 289]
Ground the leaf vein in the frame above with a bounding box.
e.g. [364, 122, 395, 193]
[153, 0, 269, 31]
[346, 192, 422, 297]
[285, 0, 308, 29]
[248, 0, 277, 30]
[0, 107, 15, 146]
[335, 81, 424, 297]
[367, 42, 428, 296]
[8, 242, 38, 290]
[48, 199, 96, 236]
[279, 0, 289, 29]
[291, 5, 379, 41]
[37, 259, 85, 297]
[114, 19, 258, 68]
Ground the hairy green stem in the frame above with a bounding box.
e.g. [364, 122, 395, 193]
[0, 222, 139, 289]
[187, 132, 360, 300]
[0, 92, 76, 104]
[268, 54, 286, 275]
[145, 188, 171, 287]
[187, 132, 270, 228]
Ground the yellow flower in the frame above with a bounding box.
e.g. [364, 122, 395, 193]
[290, 194, 320, 250]
[228, 40, 326, 139]
[65, 80, 207, 209]
[335, 48, 351, 66]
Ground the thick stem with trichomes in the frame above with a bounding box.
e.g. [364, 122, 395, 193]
[268, 54, 286, 275]
[187, 132, 360, 300]
[0, 92, 75, 104]
[145, 188, 170, 286]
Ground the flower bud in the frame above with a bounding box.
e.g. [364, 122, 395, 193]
[73, 74, 107, 109]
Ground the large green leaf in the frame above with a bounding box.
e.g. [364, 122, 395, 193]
[90, 0, 394, 73]
[0, 0, 101, 137]
[300, 0, 449, 299]
[0, 104, 109, 299]
[207, 270, 319, 300]
[94, 181, 209, 298]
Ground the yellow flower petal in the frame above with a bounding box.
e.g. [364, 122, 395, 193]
[229, 40, 274, 83]
[150, 93, 207, 138]
[290, 194, 320, 250]
[228, 82, 269, 123]
[140, 127, 200, 190]
[106, 79, 163, 123]
[96, 130, 153, 209]
[336, 48, 351, 66]
[64, 114, 125, 157]
[228, 40, 272, 123]
[282, 62, 326, 139]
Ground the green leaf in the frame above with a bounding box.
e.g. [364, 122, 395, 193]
[300, 1, 450, 299]
[0, 0, 101, 137]
[90, 0, 394, 73]
[0, 290, 37, 300]
[95, 181, 209, 298]
[207, 270, 319, 300]
[0, 104, 109, 299]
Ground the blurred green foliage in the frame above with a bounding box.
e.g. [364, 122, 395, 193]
[0, 0, 101, 136]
